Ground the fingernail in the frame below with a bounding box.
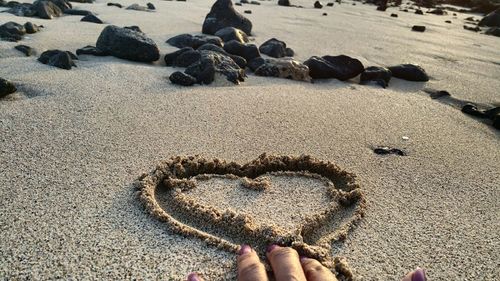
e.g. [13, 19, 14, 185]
[412, 268, 426, 281]
[187, 272, 201, 281]
[239, 244, 251, 255]
[266, 244, 278, 253]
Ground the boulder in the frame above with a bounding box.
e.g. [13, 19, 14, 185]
[303, 55, 364, 80]
[223, 40, 260, 61]
[214, 27, 249, 43]
[76, 45, 107, 56]
[166, 33, 223, 49]
[360, 66, 391, 88]
[202, 0, 253, 35]
[387, 64, 429, 81]
[259, 38, 294, 58]
[185, 50, 245, 84]
[254, 58, 311, 82]
[479, 8, 500, 27]
[38, 50, 78, 70]
[15, 44, 34, 56]
[33, 0, 63, 19]
[169, 71, 197, 86]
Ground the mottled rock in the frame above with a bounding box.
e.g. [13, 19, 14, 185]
[478, 8, 500, 27]
[412, 25, 426, 32]
[81, 14, 103, 24]
[314, 1, 323, 8]
[254, 58, 311, 82]
[185, 50, 245, 84]
[6, 3, 37, 17]
[202, 0, 253, 35]
[76, 45, 107, 56]
[223, 40, 260, 61]
[259, 38, 294, 58]
[166, 33, 223, 49]
[303, 55, 364, 80]
[388, 64, 429, 81]
[96, 25, 160, 62]
[38, 50, 77, 70]
[15, 44, 33, 56]
[360, 66, 391, 88]
[124, 25, 142, 33]
[33, 0, 62, 19]
[0, 78, 17, 98]
[214, 27, 248, 43]
[169, 71, 197, 86]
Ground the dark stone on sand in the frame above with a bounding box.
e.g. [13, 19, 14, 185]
[169, 71, 197, 86]
[493, 115, 500, 129]
[259, 38, 293, 58]
[465, 16, 475, 21]
[164, 47, 194, 66]
[278, 0, 290, 6]
[461, 103, 487, 118]
[81, 14, 103, 24]
[428, 8, 445, 15]
[415, 9, 423, 15]
[485, 26, 500, 36]
[147, 2, 155, 9]
[69, 0, 93, 3]
[223, 40, 260, 61]
[374, 147, 406, 156]
[214, 27, 249, 43]
[124, 25, 142, 33]
[250, 0, 260, 5]
[323, 12, 327, 16]
[463, 25, 481, 32]
[412, 25, 426, 32]
[235, 2, 242, 6]
[360, 66, 391, 88]
[314, 1, 323, 8]
[429, 90, 450, 99]
[166, 33, 223, 49]
[96, 25, 160, 62]
[38, 50, 77, 70]
[327, 2, 333, 6]
[377, 5, 387, 11]
[15, 44, 33, 56]
[402, 8, 408, 12]
[33, 0, 63, 19]
[0, 21, 25, 41]
[48, 0, 72, 11]
[484, 107, 500, 120]
[107, 2, 122, 8]
[185, 50, 245, 84]
[0, 78, 17, 98]
[303, 55, 364, 81]
[445, 20, 452, 23]
[173, 50, 202, 67]
[202, 0, 253, 35]
[240, 0, 248, 3]
[244, 10, 251, 14]
[24, 22, 40, 34]
[197, 43, 247, 68]
[126, 4, 150, 11]
[478, 8, 500, 27]
[391, 13, 398, 17]
[248, 57, 266, 71]
[64, 8, 93, 15]
[254, 58, 311, 82]
[76, 45, 107, 56]
[388, 64, 429, 82]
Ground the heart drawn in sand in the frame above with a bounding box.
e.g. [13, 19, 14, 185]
[136, 154, 365, 278]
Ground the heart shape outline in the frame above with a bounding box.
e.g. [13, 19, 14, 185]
[136, 154, 366, 278]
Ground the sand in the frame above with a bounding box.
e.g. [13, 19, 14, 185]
[1, 0, 499, 280]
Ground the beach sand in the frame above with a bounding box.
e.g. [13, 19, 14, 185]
[1, 0, 499, 280]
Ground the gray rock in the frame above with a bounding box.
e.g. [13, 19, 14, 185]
[166, 33, 223, 49]
[0, 21, 26, 42]
[164, 47, 194, 66]
[126, 3, 150, 11]
[33, 0, 62, 19]
[64, 9, 93, 15]
[0, 77, 17, 98]
[214, 27, 249, 43]
[388, 64, 429, 81]
[314, 1, 323, 8]
[107, 2, 122, 8]
[202, 0, 253, 35]
[81, 14, 103, 24]
[146, 2, 155, 9]
[76, 45, 107, 56]
[169, 71, 197, 86]
[15, 44, 34, 56]
[24, 22, 40, 34]
[278, 0, 290, 6]
[485, 27, 500, 36]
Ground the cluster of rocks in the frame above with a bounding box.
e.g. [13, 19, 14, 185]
[0, 21, 41, 42]
[461, 104, 500, 129]
[3, 0, 94, 19]
[0, 77, 17, 99]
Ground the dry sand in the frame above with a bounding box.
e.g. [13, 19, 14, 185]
[1, 0, 499, 280]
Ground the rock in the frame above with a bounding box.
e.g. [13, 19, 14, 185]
[169, 71, 197, 86]
[360, 66, 391, 88]
[377, 6, 387, 11]
[96, 25, 160, 62]
[64, 9, 93, 15]
[412, 25, 426, 32]
[124, 25, 142, 33]
[81, 14, 103, 24]
[164, 47, 194, 66]
[241, 0, 248, 3]
[248, 57, 266, 71]
[484, 107, 500, 120]
[38, 50, 77, 70]
[223, 40, 260, 61]
[463, 25, 481, 32]
[493, 115, 500, 129]
[254, 58, 311, 82]
[388, 64, 429, 82]
[250, 0, 260, 4]
[33, 0, 62, 19]
[184, 50, 245, 85]
[485, 26, 500, 36]
[465, 16, 475, 21]
[323, 12, 327, 16]
[147, 2, 155, 9]
[235, 2, 242, 5]
[48, 0, 71, 11]
[461, 103, 487, 118]
[415, 9, 423, 15]
[202, 0, 253, 35]
[126, 3, 150, 11]
[428, 8, 445, 15]
[197, 43, 247, 68]
[244, 10, 251, 14]
[478, 8, 500, 27]
[6, 3, 37, 17]
[259, 38, 294, 58]
[76, 45, 107, 56]
[0, 21, 26, 42]
[24, 22, 40, 34]
[107, 2, 122, 8]
[391, 13, 398, 17]
[172, 50, 202, 67]
[166, 33, 223, 49]
[303, 55, 364, 80]
[68, 0, 93, 3]
[428, 90, 450, 99]
[214, 27, 249, 43]
[314, 1, 323, 8]
[326, 2, 334, 6]
[15, 44, 33, 56]
[445, 20, 452, 23]
[374, 147, 406, 156]
[0, 78, 17, 98]
[278, 0, 290, 6]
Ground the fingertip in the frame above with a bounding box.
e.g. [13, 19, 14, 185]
[266, 244, 279, 253]
[239, 244, 252, 256]
[412, 268, 427, 281]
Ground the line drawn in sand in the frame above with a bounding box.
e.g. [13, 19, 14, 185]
[136, 154, 366, 279]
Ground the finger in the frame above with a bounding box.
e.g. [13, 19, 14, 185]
[237, 244, 268, 281]
[402, 268, 427, 281]
[300, 257, 338, 281]
[266, 245, 307, 281]
[187, 272, 205, 281]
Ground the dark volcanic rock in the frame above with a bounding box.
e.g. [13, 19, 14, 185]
[391, 13, 398, 17]
[485, 27, 500, 36]
[124, 25, 142, 33]
[76, 45, 107, 56]
[463, 25, 481, 32]
[214, 27, 249, 43]
[223, 40, 260, 61]
[166, 33, 223, 49]
[323, 12, 327, 16]
[33, 0, 63, 19]
[96, 25, 160, 62]
[493, 115, 500, 129]
[250, 0, 260, 5]
[374, 146, 406, 156]
[278, 0, 290, 6]
[244, 10, 251, 14]
[202, 0, 253, 35]
[169, 71, 197, 86]
[15, 44, 34, 56]
[388, 64, 429, 81]
[0, 21, 25, 41]
[314, 1, 323, 8]
[24, 22, 40, 34]
[38, 50, 77, 70]
[173, 50, 202, 67]
[81, 14, 103, 24]
[6, 3, 37, 17]
[259, 38, 294, 58]
[479, 9, 500, 27]
[126, 4, 150, 11]
[164, 47, 194, 66]
[147, 2, 155, 10]
[445, 20, 452, 23]
[327, 2, 334, 6]
[48, 0, 71, 11]
[248, 57, 266, 71]
[303, 55, 364, 80]
[0, 77, 17, 98]
[461, 103, 487, 118]
[64, 9, 93, 15]
[197, 43, 247, 68]
[412, 25, 426, 32]
[107, 2, 122, 8]
[185, 50, 245, 84]
[415, 9, 423, 15]
[254, 58, 311, 82]
[360, 66, 391, 88]
[428, 8, 445, 15]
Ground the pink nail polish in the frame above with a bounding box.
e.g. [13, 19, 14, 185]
[412, 268, 426, 281]
[239, 244, 251, 255]
[266, 244, 278, 253]
[187, 272, 201, 281]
